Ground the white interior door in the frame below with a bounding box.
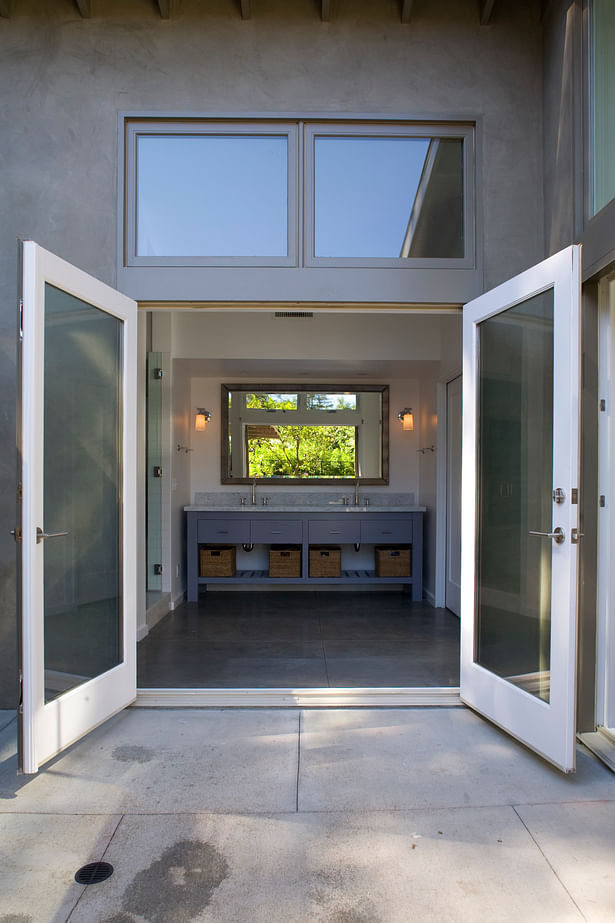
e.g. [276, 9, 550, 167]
[445, 375, 462, 616]
[460, 245, 581, 772]
[19, 241, 137, 774]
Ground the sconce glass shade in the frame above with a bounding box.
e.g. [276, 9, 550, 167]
[397, 408, 414, 431]
[195, 408, 211, 432]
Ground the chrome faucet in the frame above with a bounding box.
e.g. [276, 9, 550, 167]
[251, 478, 257, 505]
[355, 479, 360, 505]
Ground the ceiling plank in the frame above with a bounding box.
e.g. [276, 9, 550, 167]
[321, 0, 331, 21]
[479, 0, 496, 25]
[156, 0, 180, 18]
[74, 0, 91, 16]
[240, 0, 251, 19]
[0, 0, 15, 17]
[400, 0, 413, 24]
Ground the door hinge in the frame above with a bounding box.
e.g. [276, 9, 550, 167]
[17, 482, 22, 502]
[18, 299, 23, 341]
[154, 564, 163, 575]
[153, 466, 163, 478]
[600, 495, 606, 508]
[18, 669, 23, 716]
[600, 399, 607, 412]
[571, 488, 578, 504]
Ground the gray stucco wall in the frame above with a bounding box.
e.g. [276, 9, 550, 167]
[0, 0, 546, 706]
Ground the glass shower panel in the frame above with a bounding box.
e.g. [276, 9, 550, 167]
[43, 284, 122, 702]
[476, 290, 554, 702]
[146, 352, 163, 592]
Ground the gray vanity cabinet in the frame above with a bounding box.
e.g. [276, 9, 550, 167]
[185, 508, 423, 602]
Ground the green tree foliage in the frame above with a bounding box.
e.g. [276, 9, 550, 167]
[245, 392, 357, 478]
[249, 425, 356, 478]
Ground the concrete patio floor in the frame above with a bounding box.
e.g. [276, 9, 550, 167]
[0, 705, 614, 922]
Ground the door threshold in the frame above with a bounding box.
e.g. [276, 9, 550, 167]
[578, 727, 615, 773]
[134, 687, 462, 707]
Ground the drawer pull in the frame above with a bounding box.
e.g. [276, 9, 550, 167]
[382, 531, 392, 535]
[271, 530, 281, 534]
[217, 530, 229, 534]
[329, 530, 342, 534]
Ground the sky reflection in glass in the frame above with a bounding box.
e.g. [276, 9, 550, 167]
[314, 136, 431, 258]
[136, 135, 288, 257]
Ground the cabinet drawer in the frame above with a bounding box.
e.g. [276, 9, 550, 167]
[308, 520, 360, 544]
[197, 519, 251, 544]
[360, 520, 413, 544]
[251, 520, 303, 544]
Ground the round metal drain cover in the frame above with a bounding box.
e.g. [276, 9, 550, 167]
[74, 861, 114, 885]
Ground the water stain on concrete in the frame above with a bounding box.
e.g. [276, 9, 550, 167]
[0, 915, 34, 923]
[329, 911, 382, 923]
[119, 840, 229, 923]
[111, 745, 154, 763]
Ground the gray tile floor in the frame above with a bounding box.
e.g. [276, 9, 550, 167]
[137, 592, 460, 688]
[1, 706, 614, 922]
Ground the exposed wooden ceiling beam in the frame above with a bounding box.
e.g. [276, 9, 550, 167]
[157, 0, 180, 18]
[479, 0, 496, 25]
[0, 0, 15, 17]
[321, 0, 331, 22]
[240, 0, 251, 19]
[401, 0, 413, 24]
[74, 0, 91, 17]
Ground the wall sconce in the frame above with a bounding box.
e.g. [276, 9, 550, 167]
[397, 408, 414, 431]
[195, 408, 212, 432]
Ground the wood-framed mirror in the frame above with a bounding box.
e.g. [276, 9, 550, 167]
[221, 383, 389, 485]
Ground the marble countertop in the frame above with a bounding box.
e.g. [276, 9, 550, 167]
[184, 505, 426, 513]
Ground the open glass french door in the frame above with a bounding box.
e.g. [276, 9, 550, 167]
[19, 242, 137, 774]
[461, 245, 581, 773]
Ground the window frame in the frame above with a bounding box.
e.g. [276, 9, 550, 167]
[303, 121, 475, 269]
[124, 120, 299, 268]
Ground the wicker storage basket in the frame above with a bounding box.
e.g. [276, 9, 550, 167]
[309, 546, 342, 578]
[375, 545, 411, 577]
[200, 545, 236, 577]
[269, 546, 302, 578]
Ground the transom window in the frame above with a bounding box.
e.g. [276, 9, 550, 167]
[124, 119, 474, 270]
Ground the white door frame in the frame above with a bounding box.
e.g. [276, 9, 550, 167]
[460, 244, 581, 773]
[596, 274, 615, 732]
[435, 369, 462, 609]
[20, 241, 138, 773]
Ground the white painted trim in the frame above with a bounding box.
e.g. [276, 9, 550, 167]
[460, 244, 582, 773]
[596, 275, 615, 730]
[134, 687, 462, 708]
[423, 587, 436, 607]
[435, 370, 462, 610]
[435, 381, 447, 608]
[170, 590, 185, 611]
[20, 241, 138, 773]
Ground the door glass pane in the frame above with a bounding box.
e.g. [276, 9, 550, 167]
[136, 135, 288, 257]
[43, 284, 123, 703]
[476, 290, 554, 702]
[314, 136, 464, 258]
[592, 0, 615, 215]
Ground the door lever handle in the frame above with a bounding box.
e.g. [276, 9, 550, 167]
[36, 527, 69, 544]
[528, 527, 565, 545]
